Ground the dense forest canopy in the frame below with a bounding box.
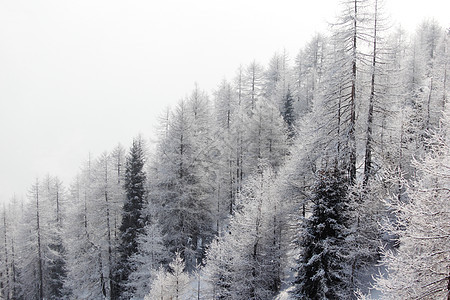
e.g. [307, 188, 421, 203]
[1, 0, 449, 299]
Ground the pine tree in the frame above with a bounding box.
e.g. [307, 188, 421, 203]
[283, 87, 295, 140]
[117, 137, 147, 298]
[292, 168, 351, 299]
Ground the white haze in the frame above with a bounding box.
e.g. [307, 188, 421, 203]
[0, 0, 448, 202]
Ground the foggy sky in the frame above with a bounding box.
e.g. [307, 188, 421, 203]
[0, 0, 448, 203]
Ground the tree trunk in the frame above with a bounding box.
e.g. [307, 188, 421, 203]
[364, 0, 378, 185]
[35, 180, 44, 300]
[11, 238, 16, 299]
[3, 208, 9, 300]
[427, 77, 433, 130]
[349, 0, 358, 184]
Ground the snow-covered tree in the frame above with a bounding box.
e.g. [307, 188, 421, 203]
[150, 88, 215, 268]
[117, 137, 148, 298]
[282, 87, 295, 140]
[363, 0, 393, 184]
[0, 197, 23, 300]
[16, 176, 68, 300]
[64, 149, 125, 299]
[214, 79, 237, 131]
[144, 251, 190, 300]
[41, 176, 67, 299]
[246, 98, 288, 172]
[3, 9, 448, 300]
[243, 61, 265, 112]
[63, 160, 107, 299]
[293, 33, 327, 116]
[127, 222, 168, 299]
[212, 79, 240, 223]
[264, 51, 291, 111]
[346, 180, 385, 290]
[375, 109, 450, 299]
[204, 168, 286, 299]
[325, 0, 373, 183]
[291, 168, 351, 299]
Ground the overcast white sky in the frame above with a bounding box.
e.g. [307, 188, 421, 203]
[0, 0, 448, 203]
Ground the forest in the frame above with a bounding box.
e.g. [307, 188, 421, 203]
[1, 0, 449, 299]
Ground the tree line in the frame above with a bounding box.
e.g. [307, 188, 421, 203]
[1, 0, 448, 299]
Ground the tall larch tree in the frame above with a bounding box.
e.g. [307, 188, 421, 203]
[149, 85, 217, 270]
[88, 153, 120, 299]
[363, 0, 384, 184]
[264, 51, 290, 111]
[243, 61, 265, 112]
[0, 196, 23, 300]
[1, 203, 14, 300]
[63, 159, 105, 299]
[42, 176, 67, 299]
[293, 33, 327, 115]
[246, 98, 288, 172]
[213, 79, 240, 221]
[126, 221, 168, 299]
[375, 107, 450, 299]
[17, 179, 44, 300]
[328, 0, 370, 183]
[204, 169, 286, 299]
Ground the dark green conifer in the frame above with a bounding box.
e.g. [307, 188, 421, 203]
[292, 168, 350, 299]
[116, 137, 147, 299]
[283, 87, 295, 140]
